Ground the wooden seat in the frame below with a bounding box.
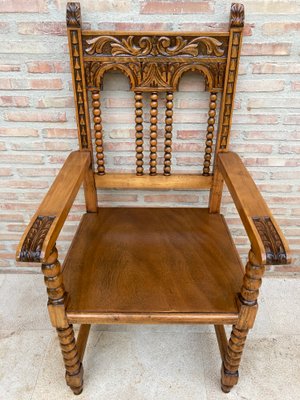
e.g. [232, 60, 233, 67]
[63, 208, 243, 322]
[16, 2, 291, 396]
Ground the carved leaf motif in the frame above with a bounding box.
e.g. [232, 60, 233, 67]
[85, 35, 224, 57]
[230, 3, 245, 27]
[86, 36, 153, 56]
[19, 216, 55, 262]
[140, 63, 169, 88]
[157, 36, 224, 57]
[252, 216, 287, 265]
[66, 2, 81, 28]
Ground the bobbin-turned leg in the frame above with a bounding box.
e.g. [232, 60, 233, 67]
[57, 326, 84, 395]
[42, 247, 84, 395]
[221, 250, 264, 393]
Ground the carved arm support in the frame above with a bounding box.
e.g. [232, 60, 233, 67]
[16, 151, 91, 264]
[217, 151, 291, 266]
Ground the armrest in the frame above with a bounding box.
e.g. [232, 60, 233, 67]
[217, 151, 291, 266]
[16, 150, 91, 263]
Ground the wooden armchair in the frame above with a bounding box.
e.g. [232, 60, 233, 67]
[16, 2, 290, 395]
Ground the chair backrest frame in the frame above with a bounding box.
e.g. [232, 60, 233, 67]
[66, 2, 244, 203]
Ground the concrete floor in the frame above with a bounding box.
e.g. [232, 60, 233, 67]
[0, 274, 299, 400]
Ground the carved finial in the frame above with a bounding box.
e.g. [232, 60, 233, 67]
[66, 2, 81, 28]
[230, 3, 245, 28]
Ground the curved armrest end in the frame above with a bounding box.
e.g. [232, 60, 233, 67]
[16, 150, 91, 264]
[218, 151, 291, 266]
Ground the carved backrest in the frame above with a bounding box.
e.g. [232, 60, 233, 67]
[66, 2, 244, 191]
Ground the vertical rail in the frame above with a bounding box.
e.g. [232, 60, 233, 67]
[164, 91, 173, 176]
[66, 2, 91, 151]
[135, 91, 144, 175]
[149, 91, 158, 175]
[209, 3, 244, 212]
[91, 90, 105, 175]
[203, 92, 217, 176]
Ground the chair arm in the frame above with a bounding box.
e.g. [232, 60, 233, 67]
[16, 150, 91, 263]
[217, 151, 291, 266]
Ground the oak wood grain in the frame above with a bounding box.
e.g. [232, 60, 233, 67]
[95, 173, 212, 190]
[63, 207, 244, 321]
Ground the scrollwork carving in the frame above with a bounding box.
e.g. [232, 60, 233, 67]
[66, 2, 81, 28]
[252, 216, 287, 265]
[19, 216, 55, 262]
[85, 35, 225, 57]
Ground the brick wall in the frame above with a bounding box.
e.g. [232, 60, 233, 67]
[0, 0, 299, 273]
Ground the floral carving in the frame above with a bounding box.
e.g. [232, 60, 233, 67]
[252, 216, 287, 265]
[66, 2, 81, 28]
[230, 3, 245, 27]
[85, 35, 225, 57]
[156, 36, 224, 57]
[19, 216, 55, 262]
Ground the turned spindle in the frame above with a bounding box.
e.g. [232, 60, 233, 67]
[42, 248, 83, 395]
[135, 92, 144, 175]
[203, 92, 217, 176]
[164, 92, 173, 176]
[149, 91, 158, 175]
[92, 90, 105, 175]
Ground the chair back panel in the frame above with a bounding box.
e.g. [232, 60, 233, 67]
[66, 2, 244, 187]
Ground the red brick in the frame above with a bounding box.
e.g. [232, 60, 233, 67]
[242, 130, 300, 141]
[141, 1, 214, 14]
[30, 79, 63, 90]
[4, 111, 66, 122]
[0, 128, 39, 137]
[144, 194, 199, 203]
[252, 63, 300, 74]
[0, 78, 63, 90]
[247, 98, 300, 110]
[258, 184, 293, 193]
[176, 156, 202, 166]
[105, 142, 134, 151]
[172, 143, 203, 152]
[0, 168, 12, 176]
[105, 98, 135, 108]
[0, 64, 20, 72]
[173, 111, 207, 123]
[231, 144, 273, 153]
[242, 43, 291, 56]
[114, 22, 173, 31]
[4, 180, 49, 189]
[233, 114, 278, 125]
[0, 214, 24, 222]
[0, 96, 29, 107]
[42, 128, 77, 138]
[279, 145, 300, 154]
[44, 141, 73, 151]
[0, 0, 47, 12]
[238, 79, 284, 92]
[26, 61, 69, 73]
[18, 22, 66, 35]
[0, 141, 6, 150]
[292, 82, 300, 91]
[17, 168, 57, 177]
[0, 154, 43, 164]
[283, 115, 300, 125]
[177, 22, 253, 36]
[263, 22, 300, 35]
[177, 130, 203, 140]
[37, 96, 74, 108]
[98, 194, 138, 202]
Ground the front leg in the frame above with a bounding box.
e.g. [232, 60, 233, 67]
[42, 247, 84, 395]
[221, 250, 265, 392]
